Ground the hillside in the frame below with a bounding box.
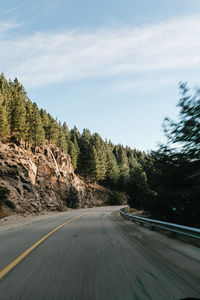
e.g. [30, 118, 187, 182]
[1, 74, 199, 227]
[0, 73, 145, 217]
[0, 140, 114, 218]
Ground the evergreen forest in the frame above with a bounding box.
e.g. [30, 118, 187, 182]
[0, 74, 199, 227]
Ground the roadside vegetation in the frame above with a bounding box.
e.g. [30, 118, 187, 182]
[65, 186, 80, 209]
[0, 74, 199, 226]
[130, 83, 200, 228]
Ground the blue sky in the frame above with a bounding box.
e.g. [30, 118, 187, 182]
[1, 0, 200, 151]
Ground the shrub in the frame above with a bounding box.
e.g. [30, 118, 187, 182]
[109, 191, 125, 206]
[65, 186, 80, 209]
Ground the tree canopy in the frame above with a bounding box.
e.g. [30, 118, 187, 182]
[0, 74, 147, 190]
[1, 74, 198, 226]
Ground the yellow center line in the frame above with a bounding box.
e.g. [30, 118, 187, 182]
[0, 213, 84, 280]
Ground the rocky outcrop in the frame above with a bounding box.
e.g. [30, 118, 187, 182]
[0, 141, 111, 215]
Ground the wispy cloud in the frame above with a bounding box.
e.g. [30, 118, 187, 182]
[0, 2, 24, 17]
[0, 15, 200, 88]
[0, 21, 20, 35]
[104, 76, 176, 95]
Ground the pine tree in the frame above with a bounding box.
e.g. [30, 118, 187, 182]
[113, 145, 130, 188]
[70, 126, 81, 142]
[77, 129, 91, 177]
[68, 141, 78, 170]
[30, 103, 45, 148]
[10, 92, 27, 140]
[0, 74, 152, 206]
[0, 74, 8, 94]
[47, 114, 59, 144]
[114, 145, 130, 177]
[88, 146, 100, 182]
[70, 128, 80, 164]
[40, 109, 50, 141]
[105, 145, 120, 187]
[25, 99, 33, 148]
[164, 82, 200, 157]
[0, 102, 10, 139]
[65, 186, 80, 208]
[68, 136, 80, 171]
[62, 121, 70, 140]
[125, 147, 141, 171]
[127, 166, 148, 209]
[57, 122, 68, 152]
[9, 78, 27, 141]
[91, 133, 107, 181]
[0, 74, 12, 126]
[72, 136, 80, 156]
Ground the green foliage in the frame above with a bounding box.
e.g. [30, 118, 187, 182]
[65, 186, 80, 208]
[105, 144, 120, 188]
[68, 141, 78, 170]
[127, 166, 149, 209]
[30, 103, 45, 148]
[87, 146, 100, 182]
[143, 147, 200, 225]
[113, 145, 130, 189]
[0, 101, 10, 139]
[108, 191, 125, 206]
[0, 74, 151, 210]
[0, 74, 12, 126]
[10, 78, 27, 140]
[77, 129, 92, 176]
[47, 115, 59, 144]
[91, 133, 107, 181]
[164, 82, 200, 157]
[62, 122, 70, 140]
[25, 99, 33, 147]
[1, 74, 199, 225]
[140, 84, 200, 227]
[57, 122, 68, 153]
[40, 109, 50, 140]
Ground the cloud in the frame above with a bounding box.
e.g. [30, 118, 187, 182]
[104, 76, 176, 95]
[0, 2, 25, 17]
[0, 21, 20, 35]
[0, 15, 200, 88]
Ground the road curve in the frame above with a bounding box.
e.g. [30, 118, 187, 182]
[0, 206, 200, 300]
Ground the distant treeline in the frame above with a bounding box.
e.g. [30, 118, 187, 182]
[0, 73, 147, 191]
[0, 74, 199, 227]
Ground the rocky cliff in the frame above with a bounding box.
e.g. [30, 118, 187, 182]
[0, 141, 111, 216]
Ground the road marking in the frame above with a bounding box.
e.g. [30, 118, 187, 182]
[0, 214, 84, 280]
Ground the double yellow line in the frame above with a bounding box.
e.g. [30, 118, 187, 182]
[0, 214, 84, 280]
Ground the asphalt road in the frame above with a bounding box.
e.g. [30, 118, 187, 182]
[0, 206, 200, 300]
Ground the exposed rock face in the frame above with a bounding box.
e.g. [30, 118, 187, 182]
[0, 141, 110, 214]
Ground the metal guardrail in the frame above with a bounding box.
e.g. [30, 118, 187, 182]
[120, 207, 200, 240]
